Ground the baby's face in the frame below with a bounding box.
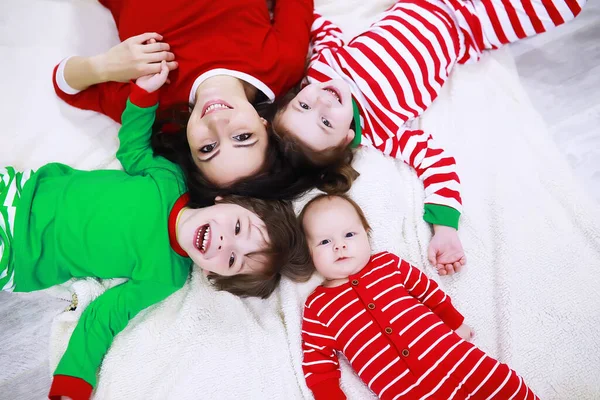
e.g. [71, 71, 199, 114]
[302, 197, 371, 284]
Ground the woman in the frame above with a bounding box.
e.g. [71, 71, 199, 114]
[52, 0, 314, 198]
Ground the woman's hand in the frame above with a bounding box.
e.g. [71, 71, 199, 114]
[428, 225, 466, 275]
[63, 33, 178, 91]
[136, 60, 170, 93]
[93, 32, 178, 83]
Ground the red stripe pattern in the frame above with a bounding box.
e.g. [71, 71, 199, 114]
[307, 0, 585, 214]
[301, 252, 539, 399]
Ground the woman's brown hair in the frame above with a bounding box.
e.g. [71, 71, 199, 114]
[151, 101, 354, 206]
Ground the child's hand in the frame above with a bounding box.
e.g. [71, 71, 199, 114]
[428, 225, 466, 276]
[135, 60, 170, 93]
[455, 323, 474, 341]
[93, 32, 178, 82]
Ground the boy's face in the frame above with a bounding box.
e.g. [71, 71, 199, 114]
[176, 202, 270, 276]
[302, 197, 371, 282]
[276, 80, 355, 152]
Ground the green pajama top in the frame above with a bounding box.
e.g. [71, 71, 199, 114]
[12, 85, 191, 396]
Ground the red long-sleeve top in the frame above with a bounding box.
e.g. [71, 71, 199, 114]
[301, 251, 539, 400]
[53, 0, 313, 123]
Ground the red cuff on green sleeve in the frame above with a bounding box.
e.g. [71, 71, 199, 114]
[423, 204, 461, 230]
[129, 82, 159, 108]
[48, 375, 93, 400]
[433, 302, 465, 331]
[310, 379, 347, 400]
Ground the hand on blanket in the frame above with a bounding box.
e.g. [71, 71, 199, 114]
[428, 225, 466, 275]
[93, 32, 178, 83]
[455, 323, 474, 341]
[136, 61, 170, 93]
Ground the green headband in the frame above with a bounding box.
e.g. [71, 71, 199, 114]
[350, 98, 362, 148]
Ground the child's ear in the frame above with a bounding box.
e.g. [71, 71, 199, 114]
[214, 196, 223, 202]
[344, 129, 355, 146]
[260, 117, 268, 127]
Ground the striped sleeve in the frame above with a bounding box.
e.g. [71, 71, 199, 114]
[301, 299, 346, 400]
[378, 128, 462, 228]
[395, 256, 464, 330]
[310, 12, 345, 62]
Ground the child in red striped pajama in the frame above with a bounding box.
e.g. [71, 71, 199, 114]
[274, 0, 586, 276]
[298, 194, 539, 400]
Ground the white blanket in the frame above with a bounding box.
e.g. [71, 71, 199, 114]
[1, 0, 600, 399]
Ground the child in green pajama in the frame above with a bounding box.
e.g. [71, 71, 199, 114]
[0, 62, 310, 400]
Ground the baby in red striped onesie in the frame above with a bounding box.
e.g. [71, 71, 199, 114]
[299, 194, 538, 400]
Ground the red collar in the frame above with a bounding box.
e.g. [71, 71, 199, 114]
[168, 193, 190, 257]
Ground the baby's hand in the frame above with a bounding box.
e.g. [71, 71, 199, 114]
[135, 60, 169, 93]
[427, 225, 466, 276]
[454, 323, 474, 341]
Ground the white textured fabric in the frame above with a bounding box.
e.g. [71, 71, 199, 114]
[1, 0, 599, 399]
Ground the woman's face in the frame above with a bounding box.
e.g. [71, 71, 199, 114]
[187, 94, 269, 187]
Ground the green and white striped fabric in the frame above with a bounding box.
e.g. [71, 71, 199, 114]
[0, 167, 34, 292]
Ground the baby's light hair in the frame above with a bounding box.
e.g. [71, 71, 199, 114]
[299, 193, 371, 236]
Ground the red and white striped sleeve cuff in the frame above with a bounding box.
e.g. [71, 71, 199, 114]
[53, 57, 81, 95]
[48, 375, 93, 400]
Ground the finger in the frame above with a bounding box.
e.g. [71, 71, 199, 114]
[166, 61, 178, 71]
[438, 269, 447, 276]
[145, 38, 157, 45]
[142, 63, 163, 76]
[453, 262, 462, 273]
[460, 256, 467, 266]
[445, 264, 456, 275]
[132, 32, 163, 44]
[159, 60, 169, 77]
[143, 42, 171, 53]
[145, 51, 175, 63]
[427, 245, 437, 266]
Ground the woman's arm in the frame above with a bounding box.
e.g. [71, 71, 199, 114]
[63, 33, 177, 90]
[52, 33, 177, 123]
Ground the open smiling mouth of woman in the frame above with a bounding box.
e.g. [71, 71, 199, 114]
[201, 100, 233, 117]
[195, 224, 211, 253]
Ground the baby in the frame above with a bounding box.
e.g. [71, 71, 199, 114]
[299, 194, 538, 399]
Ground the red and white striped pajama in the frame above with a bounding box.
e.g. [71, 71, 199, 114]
[301, 251, 539, 399]
[307, 0, 585, 228]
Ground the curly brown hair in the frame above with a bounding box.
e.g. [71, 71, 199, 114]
[204, 195, 313, 299]
[270, 89, 360, 195]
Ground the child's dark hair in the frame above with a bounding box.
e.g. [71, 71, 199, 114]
[270, 89, 360, 195]
[201, 195, 313, 299]
[151, 102, 354, 205]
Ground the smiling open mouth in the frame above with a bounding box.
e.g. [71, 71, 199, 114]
[201, 100, 233, 117]
[195, 224, 211, 253]
[323, 87, 341, 104]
